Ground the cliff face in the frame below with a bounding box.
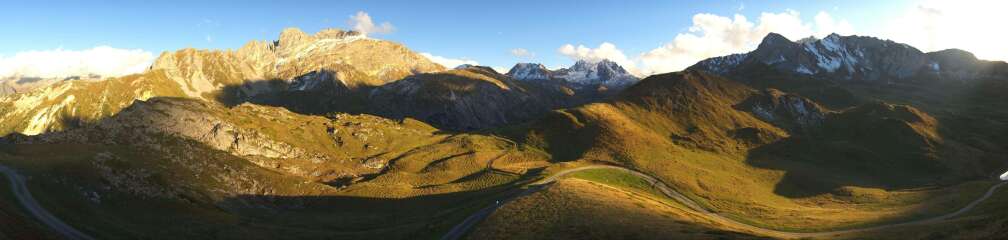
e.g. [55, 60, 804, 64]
[742, 88, 828, 133]
[150, 28, 445, 99]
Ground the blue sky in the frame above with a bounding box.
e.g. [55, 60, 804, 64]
[2, 0, 1002, 78]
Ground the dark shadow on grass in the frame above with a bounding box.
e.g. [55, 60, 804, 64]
[743, 104, 972, 198]
[214, 68, 615, 133]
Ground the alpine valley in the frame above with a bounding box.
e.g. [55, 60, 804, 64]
[1, 26, 1007, 240]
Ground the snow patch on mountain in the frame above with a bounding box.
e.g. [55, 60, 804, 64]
[693, 53, 748, 75]
[506, 63, 550, 81]
[796, 65, 813, 75]
[507, 59, 638, 86]
[692, 32, 952, 82]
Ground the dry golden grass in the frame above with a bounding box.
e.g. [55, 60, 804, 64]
[830, 184, 1008, 240]
[467, 178, 764, 240]
[510, 70, 997, 232]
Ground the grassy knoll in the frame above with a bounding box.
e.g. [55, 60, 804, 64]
[567, 168, 664, 199]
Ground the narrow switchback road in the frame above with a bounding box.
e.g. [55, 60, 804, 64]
[442, 165, 1008, 240]
[0, 164, 94, 240]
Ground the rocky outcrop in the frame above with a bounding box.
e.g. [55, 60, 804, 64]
[506, 63, 552, 81]
[6, 97, 439, 184]
[742, 89, 828, 133]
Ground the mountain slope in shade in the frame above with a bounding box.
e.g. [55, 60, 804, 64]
[369, 66, 555, 130]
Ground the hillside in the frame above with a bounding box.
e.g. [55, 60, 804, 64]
[0, 70, 186, 135]
[467, 177, 763, 240]
[0, 96, 554, 239]
[502, 70, 997, 231]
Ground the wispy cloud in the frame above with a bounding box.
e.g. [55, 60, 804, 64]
[557, 42, 640, 76]
[348, 11, 395, 36]
[510, 48, 535, 59]
[559, 10, 854, 76]
[419, 52, 478, 69]
[876, 0, 1008, 61]
[0, 46, 154, 79]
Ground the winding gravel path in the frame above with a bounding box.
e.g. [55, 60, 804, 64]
[0, 164, 94, 240]
[442, 165, 1008, 240]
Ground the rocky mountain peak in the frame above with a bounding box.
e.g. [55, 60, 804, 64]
[454, 64, 501, 75]
[689, 32, 990, 82]
[758, 32, 793, 48]
[314, 28, 364, 39]
[278, 27, 312, 48]
[507, 63, 551, 81]
[507, 60, 638, 86]
[558, 59, 638, 86]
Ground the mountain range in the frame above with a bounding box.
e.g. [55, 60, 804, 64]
[506, 59, 639, 86]
[1, 28, 1007, 240]
[693, 33, 1008, 82]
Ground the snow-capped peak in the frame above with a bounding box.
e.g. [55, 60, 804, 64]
[691, 32, 934, 81]
[505, 60, 639, 86]
[506, 63, 551, 81]
[556, 59, 638, 86]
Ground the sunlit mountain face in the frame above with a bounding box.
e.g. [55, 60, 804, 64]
[1, 1, 1006, 239]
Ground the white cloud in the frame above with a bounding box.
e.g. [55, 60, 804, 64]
[419, 52, 479, 69]
[876, 0, 1008, 61]
[557, 42, 640, 76]
[348, 11, 395, 36]
[510, 48, 535, 58]
[571, 5, 1004, 77]
[635, 10, 853, 75]
[491, 66, 510, 73]
[0, 46, 154, 79]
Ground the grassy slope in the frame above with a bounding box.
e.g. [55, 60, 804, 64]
[504, 70, 996, 231]
[467, 178, 764, 240]
[834, 184, 1008, 240]
[0, 70, 186, 136]
[0, 57, 1001, 238]
[0, 96, 553, 239]
[0, 140, 543, 239]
